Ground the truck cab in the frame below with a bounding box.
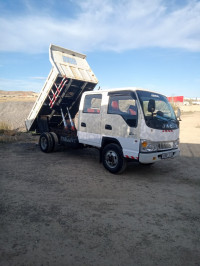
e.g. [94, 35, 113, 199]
[78, 88, 180, 173]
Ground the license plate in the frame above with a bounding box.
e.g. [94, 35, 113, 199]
[162, 152, 173, 159]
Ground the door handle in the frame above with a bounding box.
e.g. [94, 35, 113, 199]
[105, 124, 112, 130]
[81, 122, 86, 127]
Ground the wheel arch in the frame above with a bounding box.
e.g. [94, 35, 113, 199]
[100, 137, 123, 163]
[101, 137, 122, 150]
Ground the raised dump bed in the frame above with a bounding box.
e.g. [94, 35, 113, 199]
[25, 44, 98, 133]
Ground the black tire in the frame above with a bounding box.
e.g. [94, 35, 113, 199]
[49, 132, 59, 151]
[102, 143, 127, 174]
[39, 132, 53, 153]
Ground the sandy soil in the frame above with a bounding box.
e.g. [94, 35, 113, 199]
[179, 112, 200, 144]
[0, 91, 37, 131]
[0, 93, 200, 265]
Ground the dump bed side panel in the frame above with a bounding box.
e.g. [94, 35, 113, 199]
[25, 69, 58, 131]
[25, 44, 98, 132]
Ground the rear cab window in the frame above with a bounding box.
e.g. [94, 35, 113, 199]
[83, 94, 102, 114]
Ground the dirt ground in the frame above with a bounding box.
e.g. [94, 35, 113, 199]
[0, 105, 200, 265]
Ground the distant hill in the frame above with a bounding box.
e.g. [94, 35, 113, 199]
[0, 90, 38, 102]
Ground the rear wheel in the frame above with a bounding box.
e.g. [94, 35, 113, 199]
[49, 132, 59, 151]
[102, 143, 126, 174]
[39, 132, 53, 153]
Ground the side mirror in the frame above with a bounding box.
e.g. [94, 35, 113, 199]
[176, 108, 182, 121]
[148, 99, 155, 113]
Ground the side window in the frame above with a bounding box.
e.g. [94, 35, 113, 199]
[83, 94, 102, 113]
[108, 94, 138, 127]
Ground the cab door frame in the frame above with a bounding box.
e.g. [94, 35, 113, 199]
[78, 93, 102, 147]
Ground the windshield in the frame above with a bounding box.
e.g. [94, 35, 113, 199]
[136, 90, 179, 130]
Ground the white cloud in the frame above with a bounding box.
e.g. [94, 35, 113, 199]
[30, 77, 46, 80]
[0, 0, 200, 53]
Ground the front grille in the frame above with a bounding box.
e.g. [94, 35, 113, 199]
[158, 142, 173, 151]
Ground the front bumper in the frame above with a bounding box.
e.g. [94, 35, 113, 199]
[139, 148, 180, 164]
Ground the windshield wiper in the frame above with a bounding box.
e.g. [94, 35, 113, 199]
[165, 117, 177, 122]
[155, 114, 169, 121]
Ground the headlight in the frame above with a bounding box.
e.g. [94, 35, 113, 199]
[140, 139, 179, 152]
[140, 139, 158, 152]
[173, 138, 179, 148]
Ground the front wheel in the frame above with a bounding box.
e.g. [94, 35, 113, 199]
[102, 143, 126, 174]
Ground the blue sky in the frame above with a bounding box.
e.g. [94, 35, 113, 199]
[0, 0, 199, 97]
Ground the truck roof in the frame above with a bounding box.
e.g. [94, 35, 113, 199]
[83, 87, 166, 97]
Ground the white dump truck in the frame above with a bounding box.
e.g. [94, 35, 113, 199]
[26, 44, 180, 173]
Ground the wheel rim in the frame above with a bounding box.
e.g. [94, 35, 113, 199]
[41, 136, 47, 150]
[105, 150, 118, 169]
